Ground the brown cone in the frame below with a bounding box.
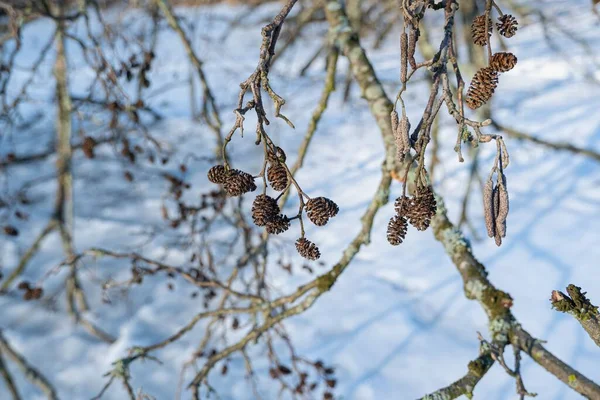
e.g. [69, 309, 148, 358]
[466, 67, 499, 110]
[408, 187, 437, 231]
[207, 165, 227, 184]
[394, 195, 413, 217]
[496, 14, 518, 38]
[82, 136, 97, 159]
[387, 215, 408, 246]
[471, 15, 492, 46]
[306, 197, 339, 226]
[296, 238, 321, 260]
[252, 195, 279, 227]
[267, 162, 288, 192]
[490, 52, 517, 73]
[266, 215, 290, 235]
[223, 169, 256, 197]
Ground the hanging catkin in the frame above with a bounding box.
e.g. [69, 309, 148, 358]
[401, 31, 408, 83]
[483, 177, 495, 238]
[408, 26, 418, 70]
[496, 173, 509, 238]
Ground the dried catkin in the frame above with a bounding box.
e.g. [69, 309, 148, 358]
[490, 52, 517, 73]
[408, 27, 418, 70]
[400, 112, 411, 158]
[496, 173, 509, 238]
[207, 165, 227, 184]
[252, 194, 279, 227]
[496, 14, 518, 38]
[483, 177, 495, 238]
[387, 215, 408, 246]
[267, 162, 288, 191]
[391, 110, 399, 134]
[400, 32, 408, 83]
[471, 15, 492, 46]
[466, 67, 499, 110]
[492, 184, 502, 246]
[296, 238, 321, 260]
[306, 197, 339, 226]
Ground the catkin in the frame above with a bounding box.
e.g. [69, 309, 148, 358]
[401, 32, 408, 83]
[496, 173, 509, 238]
[483, 177, 495, 238]
[408, 27, 418, 70]
[492, 184, 502, 246]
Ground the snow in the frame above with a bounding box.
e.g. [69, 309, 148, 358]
[1, 1, 600, 400]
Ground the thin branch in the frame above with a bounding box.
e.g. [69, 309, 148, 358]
[551, 285, 600, 348]
[0, 331, 59, 400]
[493, 121, 600, 163]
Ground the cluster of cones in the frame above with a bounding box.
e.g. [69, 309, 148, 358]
[387, 186, 437, 246]
[207, 161, 338, 261]
[466, 14, 519, 110]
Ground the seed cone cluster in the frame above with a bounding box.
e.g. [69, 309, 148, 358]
[207, 165, 256, 197]
[483, 171, 509, 246]
[267, 162, 288, 191]
[497, 14, 518, 38]
[467, 13, 519, 109]
[306, 197, 339, 226]
[471, 15, 492, 46]
[295, 238, 321, 260]
[466, 67, 499, 110]
[387, 187, 437, 246]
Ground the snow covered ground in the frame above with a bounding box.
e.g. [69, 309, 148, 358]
[1, 1, 600, 399]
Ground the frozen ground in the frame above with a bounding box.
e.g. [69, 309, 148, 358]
[1, 2, 600, 399]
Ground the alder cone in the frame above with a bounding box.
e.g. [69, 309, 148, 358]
[497, 14, 518, 38]
[305, 197, 339, 226]
[490, 52, 517, 73]
[296, 238, 321, 260]
[394, 195, 412, 217]
[82, 136, 97, 159]
[223, 169, 256, 197]
[408, 187, 437, 231]
[471, 15, 492, 46]
[207, 165, 227, 184]
[252, 194, 279, 227]
[267, 162, 288, 191]
[466, 67, 499, 110]
[265, 215, 290, 235]
[387, 215, 408, 246]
